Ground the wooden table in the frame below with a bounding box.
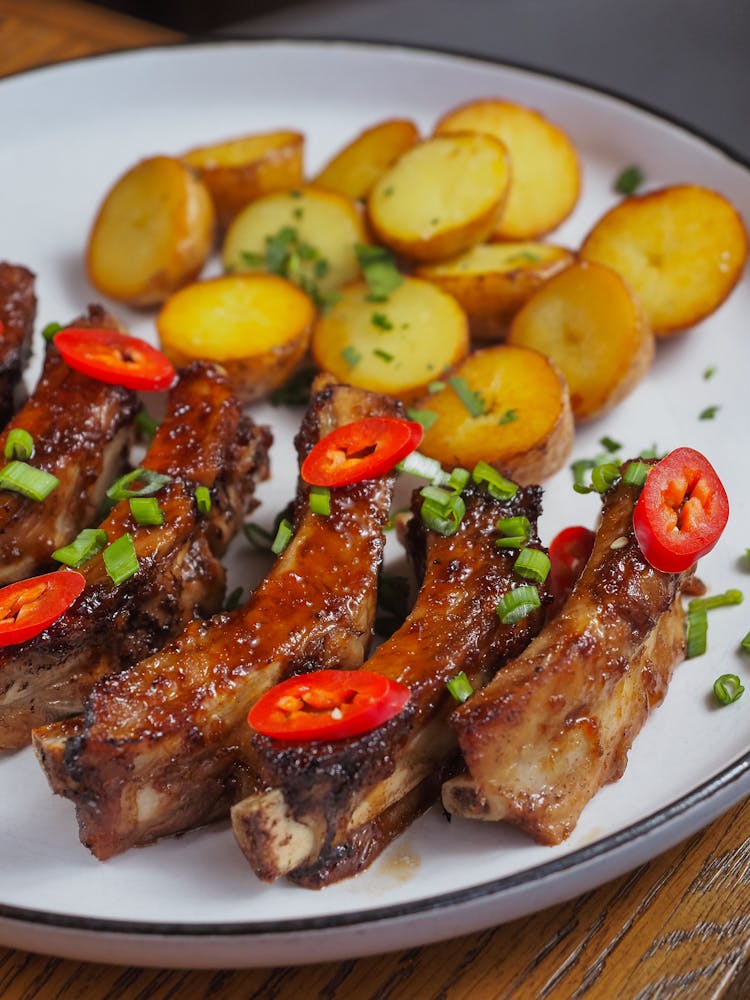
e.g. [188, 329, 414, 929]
[1, 2, 749, 997]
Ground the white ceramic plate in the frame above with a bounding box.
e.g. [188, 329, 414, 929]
[1, 41, 749, 969]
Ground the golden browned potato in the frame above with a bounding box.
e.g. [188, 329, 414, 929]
[156, 273, 315, 403]
[222, 185, 367, 297]
[414, 241, 575, 341]
[580, 184, 749, 335]
[435, 99, 581, 240]
[86, 155, 216, 307]
[506, 260, 653, 421]
[367, 132, 510, 261]
[182, 130, 304, 230]
[310, 276, 469, 402]
[414, 345, 573, 484]
[314, 118, 420, 200]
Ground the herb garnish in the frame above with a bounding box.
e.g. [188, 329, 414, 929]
[355, 243, 404, 301]
[614, 165, 644, 196]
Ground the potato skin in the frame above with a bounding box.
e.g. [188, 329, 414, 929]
[86, 155, 216, 308]
[314, 118, 420, 200]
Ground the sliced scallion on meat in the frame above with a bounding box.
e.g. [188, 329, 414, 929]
[397, 450, 450, 486]
[713, 673, 744, 706]
[129, 497, 164, 526]
[447, 671, 474, 704]
[41, 321, 62, 343]
[4, 428, 34, 461]
[103, 533, 139, 585]
[495, 515, 531, 549]
[496, 585, 541, 625]
[106, 468, 172, 503]
[271, 518, 293, 555]
[472, 460, 517, 501]
[622, 461, 650, 487]
[513, 547, 551, 584]
[194, 486, 212, 514]
[309, 485, 331, 516]
[52, 527, 108, 568]
[447, 466, 470, 493]
[0, 460, 59, 501]
[420, 484, 465, 536]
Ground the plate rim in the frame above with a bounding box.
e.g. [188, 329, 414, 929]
[2, 35, 749, 942]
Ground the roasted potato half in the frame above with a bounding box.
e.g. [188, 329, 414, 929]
[182, 130, 304, 230]
[367, 132, 510, 261]
[86, 155, 216, 307]
[506, 260, 654, 422]
[580, 184, 749, 335]
[435, 99, 581, 241]
[414, 345, 573, 484]
[310, 276, 469, 402]
[414, 241, 575, 341]
[222, 185, 367, 297]
[157, 273, 315, 403]
[314, 118, 420, 200]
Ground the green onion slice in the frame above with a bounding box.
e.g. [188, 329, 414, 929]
[622, 461, 650, 487]
[497, 585, 541, 625]
[309, 485, 331, 516]
[449, 376, 486, 417]
[406, 408, 439, 431]
[740, 630, 750, 654]
[52, 527, 108, 568]
[689, 589, 743, 613]
[135, 409, 159, 439]
[41, 321, 62, 343]
[513, 548, 551, 584]
[420, 486, 466, 536]
[271, 518, 294, 555]
[129, 497, 164, 526]
[4, 429, 34, 461]
[591, 463, 621, 493]
[472, 460, 517, 501]
[194, 486, 212, 515]
[447, 466, 470, 493]
[713, 673, 744, 706]
[103, 533, 139, 586]
[495, 515, 531, 549]
[446, 671, 474, 704]
[0, 460, 59, 501]
[397, 450, 450, 486]
[685, 606, 708, 659]
[106, 468, 172, 503]
[599, 435, 622, 453]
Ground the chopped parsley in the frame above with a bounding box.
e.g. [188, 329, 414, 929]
[355, 243, 403, 302]
[239, 224, 339, 312]
[703, 365, 717, 380]
[371, 312, 394, 330]
[373, 348, 394, 363]
[699, 405, 719, 420]
[449, 375, 486, 417]
[614, 165, 644, 196]
[498, 409, 518, 426]
[341, 345, 362, 368]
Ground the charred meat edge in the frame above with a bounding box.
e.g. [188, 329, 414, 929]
[0, 262, 36, 427]
[234, 484, 547, 888]
[37, 377, 401, 860]
[3, 360, 271, 748]
[442, 477, 694, 845]
[0, 305, 139, 586]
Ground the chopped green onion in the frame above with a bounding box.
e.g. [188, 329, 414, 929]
[713, 673, 744, 706]
[689, 589, 743, 612]
[513, 547, 551, 584]
[472, 460, 517, 501]
[0, 460, 59, 501]
[420, 485, 465, 536]
[703, 365, 717, 381]
[406, 408, 439, 431]
[622, 461, 650, 487]
[446, 671, 474, 704]
[341, 345, 362, 368]
[397, 450, 450, 486]
[447, 466, 470, 493]
[614, 165, 644, 195]
[497, 585, 541, 625]
[41, 321, 62, 343]
[4, 428, 34, 461]
[638, 444, 661, 460]
[384, 507, 409, 532]
[135, 409, 159, 439]
[427, 380, 446, 394]
[495, 515, 531, 549]
[570, 458, 596, 490]
[505, 251, 541, 265]
[591, 463, 621, 493]
[194, 486, 212, 515]
[371, 312, 393, 330]
[225, 586, 244, 612]
[498, 409, 517, 426]
[355, 243, 404, 301]
[373, 348, 395, 363]
[309, 485, 331, 516]
[129, 497, 164, 526]
[599, 435, 622, 453]
[103, 533, 139, 585]
[699, 406, 719, 420]
[449, 376, 486, 417]
[271, 518, 294, 555]
[685, 606, 708, 659]
[106, 468, 172, 503]
[740, 630, 750, 654]
[52, 527, 108, 568]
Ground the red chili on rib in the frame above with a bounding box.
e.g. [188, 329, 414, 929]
[301, 416, 423, 487]
[0, 570, 85, 646]
[632, 447, 729, 573]
[248, 669, 410, 741]
[547, 524, 595, 615]
[54, 327, 176, 391]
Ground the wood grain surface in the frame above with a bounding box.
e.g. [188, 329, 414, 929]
[0, 3, 749, 997]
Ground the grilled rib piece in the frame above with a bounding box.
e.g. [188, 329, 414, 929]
[0, 262, 36, 427]
[233, 483, 547, 888]
[0, 306, 139, 586]
[442, 476, 694, 844]
[3, 360, 271, 749]
[35, 378, 400, 859]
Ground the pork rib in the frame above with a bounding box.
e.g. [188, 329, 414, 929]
[0, 306, 138, 586]
[3, 360, 271, 749]
[233, 483, 547, 888]
[442, 476, 694, 844]
[0, 262, 36, 427]
[35, 378, 400, 859]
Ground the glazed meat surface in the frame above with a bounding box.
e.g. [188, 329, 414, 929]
[234, 483, 547, 888]
[0, 262, 36, 427]
[442, 477, 693, 844]
[3, 360, 271, 748]
[0, 306, 138, 586]
[36, 379, 401, 859]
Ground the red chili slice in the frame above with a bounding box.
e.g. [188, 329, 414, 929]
[632, 447, 729, 573]
[248, 669, 410, 741]
[301, 417, 424, 487]
[54, 327, 176, 391]
[0, 570, 85, 647]
[547, 524, 595, 617]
